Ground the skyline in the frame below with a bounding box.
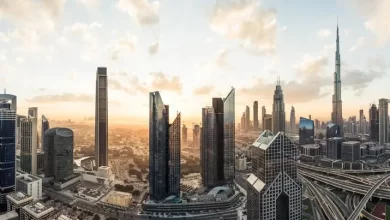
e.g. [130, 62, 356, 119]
[1, 0, 389, 124]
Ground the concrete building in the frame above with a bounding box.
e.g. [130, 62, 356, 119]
[105, 191, 132, 208]
[44, 128, 74, 182]
[95, 67, 108, 169]
[253, 101, 259, 129]
[6, 192, 33, 213]
[272, 77, 286, 134]
[246, 130, 301, 220]
[379, 98, 389, 145]
[0, 211, 18, 220]
[20, 112, 38, 175]
[341, 141, 361, 162]
[331, 24, 344, 136]
[15, 173, 42, 201]
[300, 144, 321, 159]
[20, 202, 55, 220]
[149, 92, 181, 201]
[290, 106, 296, 133]
[0, 93, 17, 211]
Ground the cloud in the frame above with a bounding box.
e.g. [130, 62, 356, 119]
[215, 48, 230, 67]
[343, 55, 388, 94]
[25, 93, 93, 103]
[317, 28, 332, 38]
[294, 54, 328, 76]
[349, 37, 365, 52]
[0, 32, 10, 43]
[149, 72, 182, 92]
[193, 85, 214, 96]
[77, 0, 99, 7]
[63, 22, 102, 45]
[210, 0, 277, 54]
[108, 76, 148, 95]
[116, 0, 160, 25]
[350, 0, 390, 45]
[108, 33, 138, 60]
[148, 42, 159, 55]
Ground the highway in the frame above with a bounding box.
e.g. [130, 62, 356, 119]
[318, 186, 350, 218]
[298, 162, 390, 174]
[350, 194, 382, 220]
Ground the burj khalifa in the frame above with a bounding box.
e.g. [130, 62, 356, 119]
[331, 24, 343, 135]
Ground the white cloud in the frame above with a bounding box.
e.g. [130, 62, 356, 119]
[210, 1, 277, 54]
[0, 32, 10, 43]
[77, 0, 99, 7]
[116, 0, 160, 25]
[63, 22, 102, 46]
[0, 50, 7, 61]
[107, 33, 138, 60]
[317, 28, 332, 38]
[148, 42, 159, 55]
[349, 37, 365, 52]
[16, 57, 24, 63]
[215, 47, 230, 67]
[295, 54, 328, 77]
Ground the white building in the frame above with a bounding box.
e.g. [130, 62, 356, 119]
[6, 191, 33, 212]
[16, 173, 42, 201]
[236, 157, 247, 171]
[76, 166, 115, 186]
[20, 202, 55, 220]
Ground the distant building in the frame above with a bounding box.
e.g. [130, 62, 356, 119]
[15, 173, 42, 201]
[290, 106, 296, 133]
[182, 124, 187, 146]
[299, 117, 314, 145]
[20, 202, 55, 220]
[272, 78, 286, 134]
[253, 101, 259, 129]
[246, 130, 301, 220]
[41, 115, 49, 150]
[341, 141, 361, 162]
[263, 114, 272, 131]
[300, 144, 321, 159]
[235, 156, 247, 171]
[37, 152, 44, 174]
[193, 124, 200, 149]
[331, 24, 343, 136]
[261, 106, 266, 131]
[105, 191, 132, 208]
[20, 111, 38, 175]
[326, 122, 341, 139]
[379, 98, 389, 145]
[44, 128, 74, 182]
[245, 106, 250, 130]
[369, 104, 379, 142]
[95, 67, 108, 169]
[326, 137, 343, 160]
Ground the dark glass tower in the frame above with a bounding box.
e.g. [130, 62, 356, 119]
[149, 92, 181, 201]
[299, 117, 314, 144]
[247, 130, 302, 220]
[95, 67, 108, 169]
[44, 128, 74, 182]
[253, 101, 258, 129]
[223, 88, 235, 183]
[213, 98, 224, 184]
[41, 115, 50, 149]
[272, 77, 286, 134]
[0, 95, 16, 211]
[369, 104, 379, 142]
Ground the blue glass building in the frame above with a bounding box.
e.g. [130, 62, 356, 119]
[0, 94, 17, 211]
[299, 117, 315, 144]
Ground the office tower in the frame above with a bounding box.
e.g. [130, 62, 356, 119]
[326, 137, 343, 159]
[264, 114, 273, 131]
[299, 117, 315, 145]
[201, 107, 218, 187]
[16, 115, 26, 147]
[95, 67, 108, 169]
[253, 101, 259, 129]
[0, 93, 17, 210]
[193, 124, 200, 148]
[240, 113, 245, 130]
[309, 115, 311, 120]
[41, 115, 49, 149]
[149, 92, 181, 201]
[181, 124, 187, 146]
[272, 77, 285, 134]
[20, 114, 38, 175]
[290, 106, 296, 133]
[262, 106, 266, 130]
[315, 119, 320, 130]
[359, 110, 364, 134]
[223, 88, 235, 183]
[245, 106, 250, 130]
[247, 130, 302, 220]
[44, 128, 74, 182]
[341, 141, 361, 162]
[331, 24, 343, 135]
[369, 104, 379, 142]
[379, 98, 389, 145]
[326, 122, 341, 139]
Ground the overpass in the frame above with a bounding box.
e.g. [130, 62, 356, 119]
[298, 162, 390, 174]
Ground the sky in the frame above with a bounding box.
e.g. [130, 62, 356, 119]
[0, 0, 389, 125]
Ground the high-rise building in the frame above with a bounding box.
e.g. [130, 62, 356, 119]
[240, 113, 245, 131]
[264, 114, 272, 131]
[193, 124, 200, 149]
[359, 110, 364, 134]
[0, 94, 17, 210]
[253, 101, 259, 129]
[223, 88, 235, 183]
[44, 128, 74, 182]
[245, 106, 250, 130]
[41, 115, 49, 150]
[16, 115, 26, 148]
[181, 124, 187, 146]
[326, 122, 341, 139]
[326, 137, 343, 160]
[201, 107, 218, 187]
[149, 92, 181, 201]
[379, 98, 389, 145]
[331, 24, 343, 135]
[369, 104, 379, 142]
[272, 77, 285, 134]
[262, 106, 266, 131]
[315, 119, 320, 130]
[246, 130, 302, 220]
[290, 106, 296, 133]
[20, 114, 38, 175]
[299, 117, 314, 145]
[95, 67, 108, 169]
[341, 141, 361, 162]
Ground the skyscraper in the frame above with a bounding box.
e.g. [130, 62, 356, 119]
[44, 128, 74, 182]
[245, 106, 250, 130]
[193, 124, 200, 149]
[359, 109, 364, 134]
[41, 115, 49, 149]
[201, 88, 235, 187]
[95, 67, 108, 169]
[299, 117, 314, 145]
[379, 98, 389, 145]
[369, 104, 379, 142]
[262, 106, 266, 130]
[20, 112, 38, 175]
[290, 106, 296, 133]
[331, 24, 343, 135]
[241, 113, 245, 130]
[272, 77, 285, 134]
[182, 124, 187, 146]
[149, 92, 181, 201]
[0, 93, 16, 210]
[246, 130, 302, 220]
[253, 101, 259, 129]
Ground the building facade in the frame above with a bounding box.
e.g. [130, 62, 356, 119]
[15, 173, 42, 201]
[41, 115, 49, 150]
[326, 137, 343, 160]
[341, 141, 361, 162]
[253, 101, 258, 129]
[379, 98, 389, 145]
[369, 103, 379, 142]
[95, 67, 108, 168]
[272, 77, 286, 134]
[168, 113, 181, 196]
[193, 124, 200, 149]
[44, 128, 74, 182]
[223, 88, 235, 183]
[247, 130, 302, 220]
[299, 117, 314, 145]
[20, 114, 38, 175]
[290, 106, 296, 133]
[262, 106, 266, 131]
[182, 124, 187, 146]
[201, 107, 218, 187]
[0, 94, 17, 210]
[245, 106, 250, 130]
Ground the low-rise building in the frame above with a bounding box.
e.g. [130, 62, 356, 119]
[16, 173, 42, 201]
[0, 211, 18, 220]
[76, 166, 115, 186]
[6, 191, 33, 213]
[105, 191, 132, 208]
[20, 202, 55, 220]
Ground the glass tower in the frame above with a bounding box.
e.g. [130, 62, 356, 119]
[299, 117, 314, 145]
[223, 88, 235, 183]
[95, 67, 108, 169]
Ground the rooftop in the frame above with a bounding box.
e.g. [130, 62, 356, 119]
[6, 191, 32, 203]
[301, 144, 321, 149]
[23, 202, 54, 216]
[16, 174, 41, 183]
[252, 130, 275, 150]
